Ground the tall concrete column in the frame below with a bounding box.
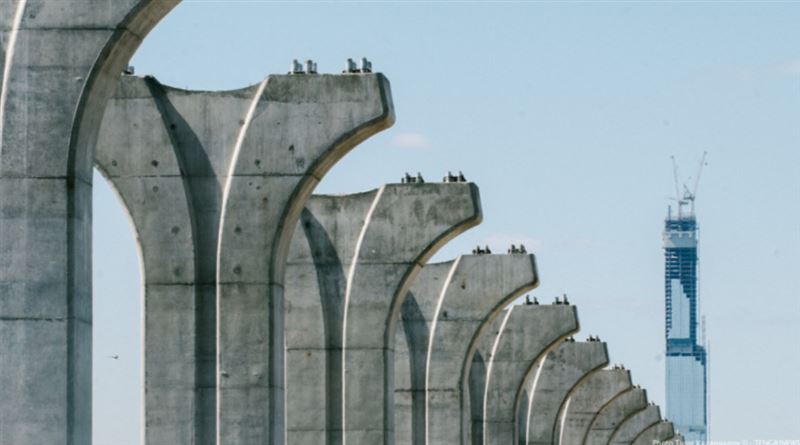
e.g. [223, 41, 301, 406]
[284, 182, 482, 445]
[556, 368, 632, 445]
[584, 387, 648, 445]
[424, 254, 539, 445]
[524, 340, 609, 445]
[0, 1, 177, 443]
[217, 73, 395, 445]
[392, 254, 539, 445]
[632, 420, 675, 445]
[609, 404, 661, 445]
[95, 73, 395, 444]
[478, 303, 579, 445]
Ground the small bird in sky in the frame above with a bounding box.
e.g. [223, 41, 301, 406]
[109, 355, 119, 360]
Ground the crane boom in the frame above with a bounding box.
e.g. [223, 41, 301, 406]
[671, 155, 681, 203]
[670, 152, 708, 217]
[692, 151, 708, 198]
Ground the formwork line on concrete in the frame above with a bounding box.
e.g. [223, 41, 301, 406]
[557, 368, 633, 445]
[608, 404, 662, 445]
[0, 2, 179, 443]
[583, 387, 649, 445]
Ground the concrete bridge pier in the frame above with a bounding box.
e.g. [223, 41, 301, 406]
[341, 183, 481, 445]
[393, 253, 539, 445]
[632, 420, 675, 445]
[0, 1, 178, 443]
[584, 387, 649, 445]
[524, 340, 610, 445]
[284, 182, 482, 445]
[475, 303, 579, 445]
[416, 254, 539, 445]
[609, 404, 662, 445]
[556, 368, 632, 445]
[94, 72, 395, 445]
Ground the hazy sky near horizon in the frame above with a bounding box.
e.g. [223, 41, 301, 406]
[92, 2, 800, 443]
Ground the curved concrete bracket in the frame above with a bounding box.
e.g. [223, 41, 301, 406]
[0, 1, 178, 443]
[584, 387, 648, 445]
[420, 255, 539, 444]
[632, 420, 675, 445]
[284, 182, 481, 445]
[609, 404, 661, 445]
[477, 304, 579, 445]
[217, 72, 395, 445]
[393, 254, 538, 445]
[525, 341, 609, 445]
[558, 368, 632, 445]
[342, 183, 481, 445]
[94, 72, 395, 445]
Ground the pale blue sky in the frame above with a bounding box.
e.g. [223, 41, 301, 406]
[92, 2, 800, 443]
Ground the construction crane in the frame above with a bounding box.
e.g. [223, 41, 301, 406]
[671, 151, 707, 217]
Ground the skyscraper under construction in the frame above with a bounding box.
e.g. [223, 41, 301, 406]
[663, 153, 708, 443]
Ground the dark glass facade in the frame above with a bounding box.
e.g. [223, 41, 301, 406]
[663, 213, 707, 443]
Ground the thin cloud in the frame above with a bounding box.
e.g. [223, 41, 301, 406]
[773, 58, 800, 75]
[728, 58, 800, 80]
[391, 132, 431, 149]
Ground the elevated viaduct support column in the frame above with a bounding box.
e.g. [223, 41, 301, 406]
[609, 404, 661, 445]
[584, 387, 649, 445]
[0, 1, 177, 443]
[476, 303, 579, 445]
[342, 183, 481, 445]
[557, 368, 632, 445]
[632, 420, 675, 445]
[393, 254, 539, 445]
[524, 340, 609, 445]
[216, 73, 394, 445]
[284, 182, 482, 445]
[417, 254, 538, 445]
[95, 73, 395, 444]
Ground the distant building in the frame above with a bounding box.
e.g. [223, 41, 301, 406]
[663, 206, 708, 443]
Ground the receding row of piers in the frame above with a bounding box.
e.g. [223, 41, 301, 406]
[1, 2, 680, 444]
[43, 69, 685, 445]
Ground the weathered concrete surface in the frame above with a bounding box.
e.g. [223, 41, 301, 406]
[416, 254, 538, 445]
[477, 304, 579, 445]
[609, 404, 661, 445]
[284, 183, 481, 445]
[525, 341, 609, 445]
[469, 349, 488, 445]
[0, 1, 178, 443]
[469, 309, 517, 445]
[468, 315, 507, 445]
[343, 184, 481, 445]
[632, 420, 675, 445]
[392, 254, 539, 445]
[218, 75, 394, 445]
[557, 368, 632, 445]
[95, 73, 394, 444]
[584, 387, 649, 445]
